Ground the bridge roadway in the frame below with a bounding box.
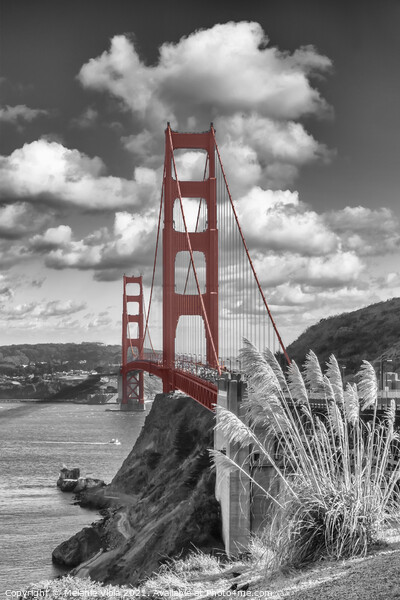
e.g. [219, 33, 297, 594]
[121, 359, 218, 411]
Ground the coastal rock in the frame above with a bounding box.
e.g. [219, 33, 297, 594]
[86, 477, 106, 489]
[59, 478, 79, 492]
[73, 477, 87, 493]
[52, 526, 103, 567]
[57, 466, 80, 487]
[73, 478, 108, 509]
[74, 477, 106, 493]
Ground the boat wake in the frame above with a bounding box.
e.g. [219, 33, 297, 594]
[30, 441, 115, 445]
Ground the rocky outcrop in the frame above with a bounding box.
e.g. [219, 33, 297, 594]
[52, 526, 104, 567]
[59, 393, 223, 586]
[57, 467, 80, 490]
[74, 479, 108, 509]
[57, 467, 106, 496]
[59, 479, 79, 492]
[74, 477, 105, 493]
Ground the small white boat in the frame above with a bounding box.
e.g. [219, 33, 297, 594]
[109, 438, 121, 445]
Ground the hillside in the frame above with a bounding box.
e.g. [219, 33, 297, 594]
[2, 297, 400, 377]
[287, 297, 400, 372]
[0, 343, 121, 373]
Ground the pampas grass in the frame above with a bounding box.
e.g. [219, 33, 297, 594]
[213, 339, 400, 567]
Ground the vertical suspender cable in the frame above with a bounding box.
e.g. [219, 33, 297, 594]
[211, 127, 290, 366]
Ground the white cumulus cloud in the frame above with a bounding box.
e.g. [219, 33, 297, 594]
[30, 225, 73, 250]
[79, 23, 331, 122]
[324, 206, 400, 255]
[44, 211, 158, 279]
[0, 139, 158, 211]
[0, 203, 51, 239]
[78, 21, 333, 190]
[236, 187, 339, 256]
[253, 251, 365, 289]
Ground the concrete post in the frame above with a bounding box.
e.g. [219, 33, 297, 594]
[214, 374, 281, 556]
[214, 375, 251, 556]
[249, 432, 281, 533]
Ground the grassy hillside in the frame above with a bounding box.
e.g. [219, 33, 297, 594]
[287, 297, 400, 372]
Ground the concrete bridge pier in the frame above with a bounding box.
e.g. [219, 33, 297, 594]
[214, 374, 280, 557]
[215, 375, 251, 556]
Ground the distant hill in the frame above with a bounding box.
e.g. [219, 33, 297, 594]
[0, 342, 121, 373]
[286, 298, 400, 373]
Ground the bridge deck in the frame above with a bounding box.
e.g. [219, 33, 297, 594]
[121, 360, 217, 411]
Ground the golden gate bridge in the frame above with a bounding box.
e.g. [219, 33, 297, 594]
[120, 124, 290, 411]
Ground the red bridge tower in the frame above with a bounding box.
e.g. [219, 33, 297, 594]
[120, 275, 145, 410]
[162, 126, 219, 392]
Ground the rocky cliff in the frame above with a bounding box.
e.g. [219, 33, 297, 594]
[53, 393, 223, 586]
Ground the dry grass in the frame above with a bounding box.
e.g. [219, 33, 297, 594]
[212, 340, 400, 567]
[26, 529, 400, 599]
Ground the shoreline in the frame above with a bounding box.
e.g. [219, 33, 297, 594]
[1, 401, 145, 592]
[0, 397, 120, 405]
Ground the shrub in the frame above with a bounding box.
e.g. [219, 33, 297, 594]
[146, 450, 162, 469]
[174, 419, 196, 460]
[211, 339, 400, 567]
[184, 450, 212, 488]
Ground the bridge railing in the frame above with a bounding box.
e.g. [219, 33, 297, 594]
[129, 350, 221, 383]
[378, 390, 400, 399]
[140, 350, 163, 364]
[130, 349, 242, 383]
[174, 354, 220, 384]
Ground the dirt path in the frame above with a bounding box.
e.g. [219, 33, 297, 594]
[116, 509, 133, 539]
[248, 542, 400, 600]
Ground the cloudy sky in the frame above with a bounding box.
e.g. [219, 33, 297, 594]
[0, 0, 399, 348]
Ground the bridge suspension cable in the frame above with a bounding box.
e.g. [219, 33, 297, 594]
[140, 165, 165, 362]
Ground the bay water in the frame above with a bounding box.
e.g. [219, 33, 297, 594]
[0, 401, 146, 595]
